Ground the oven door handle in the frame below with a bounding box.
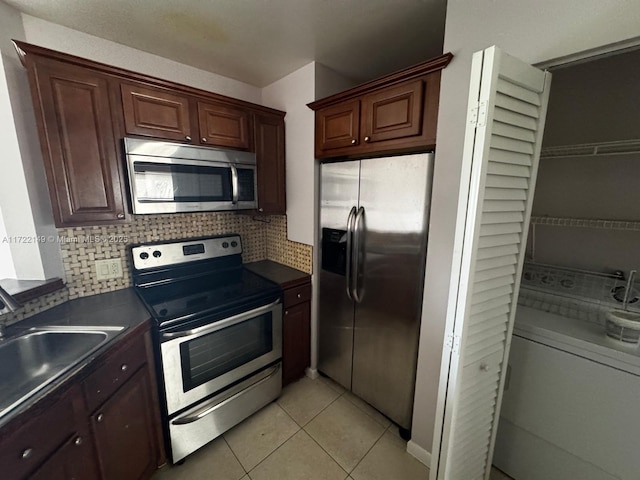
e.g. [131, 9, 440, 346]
[161, 299, 281, 340]
[171, 363, 281, 425]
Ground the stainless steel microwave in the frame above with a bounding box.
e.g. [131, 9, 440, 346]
[124, 137, 258, 214]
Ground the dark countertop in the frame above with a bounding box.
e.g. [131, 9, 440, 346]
[0, 288, 151, 429]
[245, 260, 311, 289]
[0, 277, 65, 304]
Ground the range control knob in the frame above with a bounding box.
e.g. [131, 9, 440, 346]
[139, 252, 149, 260]
[222, 242, 229, 248]
[152, 250, 162, 258]
[231, 241, 238, 248]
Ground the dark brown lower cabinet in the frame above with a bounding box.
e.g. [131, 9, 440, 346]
[91, 369, 158, 480]
[30, 427, 98, 480]
[282, 281, 312, 386]
[0, 322, 164, 480]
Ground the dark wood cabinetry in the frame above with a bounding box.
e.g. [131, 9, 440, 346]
[121, 83, 192, 142]
[25, 58, 128, 226]
[254, 112, 286, 214]
[198, 101, 252, 149]
[309, 53, 452, 159]
[283, 281, 312, 386]
[15, 40, 287, 227]
[0, 322, 164, 480]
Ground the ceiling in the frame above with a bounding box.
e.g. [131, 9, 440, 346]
[4, 0, 447, 87]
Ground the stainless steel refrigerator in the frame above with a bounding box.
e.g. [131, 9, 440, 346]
[318, 153, 434, 432]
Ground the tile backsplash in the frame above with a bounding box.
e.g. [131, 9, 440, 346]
[5, 213, 312, 326]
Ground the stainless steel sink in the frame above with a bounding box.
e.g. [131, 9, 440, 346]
[0, 327, 124, 419]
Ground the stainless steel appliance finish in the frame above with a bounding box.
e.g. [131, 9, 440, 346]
[132, 235, 283, 463]
[318, 154, 434, 430]
[0, 327, 124, 419]
[124, 137, 258, 214]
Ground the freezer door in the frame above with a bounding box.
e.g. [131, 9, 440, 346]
[351, 153, 434, 429]
[318, 160, 360, 389]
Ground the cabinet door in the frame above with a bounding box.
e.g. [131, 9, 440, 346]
[315, 100, 360, 154]
[28, 59, 127, 226]
[361, 80, 424, 144]
[30, 430, 98, 480]
[197, 101, 251, 149]
[282, 300, 311, 386]
[121, 83, 192, 142]
[91, 369, 159, 480]
[254, 112, 286, 214]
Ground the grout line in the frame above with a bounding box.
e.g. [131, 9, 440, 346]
[301, 426, 351, 478]
[348, 424, 390, 475]
[222, 436, 249, 475]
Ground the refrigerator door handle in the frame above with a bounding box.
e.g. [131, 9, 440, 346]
[352, 206, 366, 303]
[345, 206, 358, 300]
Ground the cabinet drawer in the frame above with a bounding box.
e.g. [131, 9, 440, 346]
[83, 333, 146, 412]
[283, 283, 311, 308]
[0, 385, 80, 480]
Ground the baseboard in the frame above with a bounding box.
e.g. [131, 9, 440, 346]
[305, 367, 319, 379]
[407, 440, 431, 467]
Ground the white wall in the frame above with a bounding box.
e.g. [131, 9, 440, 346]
[0, 1, 63, 281]
[412, 0, 640, 457]
[262, 63, 316, 245]
[21, 15, 262, 104]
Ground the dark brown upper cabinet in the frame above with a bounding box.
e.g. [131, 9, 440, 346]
[121, 83, 192, 142]
[308, 53, 452, 159]
[197, 101, 252, 150]
[254, 112, 286, 215]
[23, 57, 128, 226]
[14, 40, 287, 227]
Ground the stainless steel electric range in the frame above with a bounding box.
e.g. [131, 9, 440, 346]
[131, 235, 283, 463]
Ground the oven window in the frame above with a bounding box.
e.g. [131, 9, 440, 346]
[133, 162, 232, 202]
[180, 312, 273, 392]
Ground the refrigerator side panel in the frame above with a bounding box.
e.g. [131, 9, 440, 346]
[318, 160, 361, 390]
[351, 153, 434, 429]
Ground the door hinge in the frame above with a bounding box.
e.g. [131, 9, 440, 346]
[469, 101, 488, 128]
[445, 333, 461, 354]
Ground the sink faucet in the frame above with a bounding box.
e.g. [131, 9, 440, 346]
[0, 286, 22, 339]
[622, 270, 637, 311]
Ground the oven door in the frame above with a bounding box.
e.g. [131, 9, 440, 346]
[160, 300, 282, 416]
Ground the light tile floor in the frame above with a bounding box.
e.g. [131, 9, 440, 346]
[153, 375, 513, 480]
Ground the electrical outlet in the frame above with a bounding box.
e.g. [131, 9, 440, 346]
[95, 258, 123, 280]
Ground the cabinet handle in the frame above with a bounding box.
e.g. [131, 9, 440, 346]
[21, 448, 33, 459]
[121, 364, 128, 372]
[185, 135, 192, 141]
[97, 413, 104, 422]
[351, 139, 356, 145]
[258, 208, 264, 212]
[201, 137, 207, 143]
[297, 293, 302, 299]
[74, 436, 83, 446]
[364, 136, 371, 143]
[285, 310, 289, 316]
[116, 213, 125, 219]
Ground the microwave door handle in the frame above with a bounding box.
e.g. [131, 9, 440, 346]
[231, 165, 239, 205]
[345, 206, 357, 301]
[161, 299, 280, 340]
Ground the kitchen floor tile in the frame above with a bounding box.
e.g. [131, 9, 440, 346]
[490, 466, 514, 479]
[317, 374, 347, 394]
[351, 430, 429, 480]
[151, 437, 245, 480]
[305, 396, 386, 472]
[342, 391, 392, 428]
[249, 430, 348, 480]
[277, 376, 341, 426]
[224, 402, 299, 471]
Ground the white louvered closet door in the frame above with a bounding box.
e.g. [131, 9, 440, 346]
[431, 46, 552, 480]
